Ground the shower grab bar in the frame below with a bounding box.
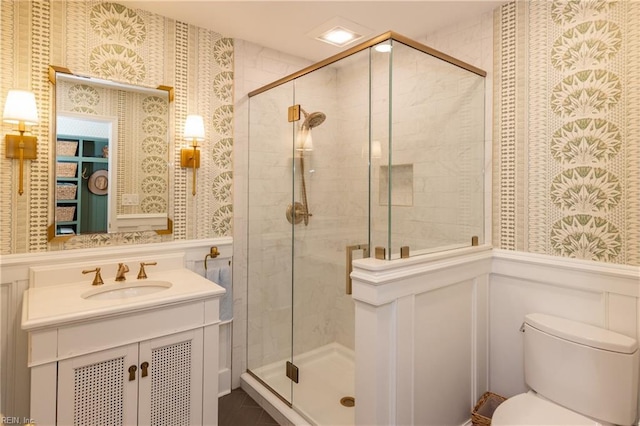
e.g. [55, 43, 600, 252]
[346, 244, 369, 295]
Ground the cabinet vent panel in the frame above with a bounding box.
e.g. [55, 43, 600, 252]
[74, 356, 125, 426]
[151, 340, 192, 425]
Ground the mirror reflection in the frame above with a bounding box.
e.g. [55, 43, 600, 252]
[51, 67, 172, 238]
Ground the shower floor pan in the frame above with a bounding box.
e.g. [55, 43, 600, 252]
[249, 342, 355, 426]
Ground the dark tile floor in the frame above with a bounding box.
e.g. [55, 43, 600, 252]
[219, 387, 280, 426]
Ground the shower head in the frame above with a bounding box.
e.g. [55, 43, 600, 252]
[301, 109, 326, 129]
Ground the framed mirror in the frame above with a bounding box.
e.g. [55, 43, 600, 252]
[48, 65, 173, 240]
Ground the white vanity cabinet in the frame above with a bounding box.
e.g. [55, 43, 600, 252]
[22, 262, 224, 426]
[57, 329, 204, 425]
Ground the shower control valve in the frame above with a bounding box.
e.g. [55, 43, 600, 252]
[286, 202, 312, 225]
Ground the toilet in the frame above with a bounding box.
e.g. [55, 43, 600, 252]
[492, 313, 639, 426]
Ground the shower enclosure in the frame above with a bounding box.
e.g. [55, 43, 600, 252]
[247, 32, 486, 425]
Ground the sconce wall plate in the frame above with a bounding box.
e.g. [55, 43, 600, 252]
[6, 134, 37, 159]
[180, 148, 200, 168]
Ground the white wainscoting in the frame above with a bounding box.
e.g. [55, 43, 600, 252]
[351, 246, 493, 426]
[351, 246, 640, 426]
[489, 249, 640, 402]
[0, 238, 232, 419]
[6, 242, 635, 423]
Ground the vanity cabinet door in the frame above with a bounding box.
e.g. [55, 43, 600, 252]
[137, 329, 204, 425]
[57, 343, 139, 426]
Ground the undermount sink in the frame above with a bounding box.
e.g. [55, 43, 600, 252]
[81, 280, 172, 301]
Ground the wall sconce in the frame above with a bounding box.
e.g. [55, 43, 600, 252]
[180, 114, 205, 196]
[3, 89, 39, 196]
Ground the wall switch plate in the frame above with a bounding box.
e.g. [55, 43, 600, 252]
[122, 194, 139, 206]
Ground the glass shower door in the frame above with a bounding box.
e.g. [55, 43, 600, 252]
[247, 81, 295, 405]
[290, 49, 371, 425]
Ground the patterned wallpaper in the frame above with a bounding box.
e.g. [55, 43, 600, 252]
[0, 1, 234, 254]
[494, 0, 639, 266]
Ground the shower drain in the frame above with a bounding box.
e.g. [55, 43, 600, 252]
[340, 396, 355, 407]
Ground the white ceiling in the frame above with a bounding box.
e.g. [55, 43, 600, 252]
[119, 1, 506, 62]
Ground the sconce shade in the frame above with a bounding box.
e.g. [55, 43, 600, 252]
[4, 89, 39, 196]
[3, 90, 39, 125]
[184, 114, 205, 140]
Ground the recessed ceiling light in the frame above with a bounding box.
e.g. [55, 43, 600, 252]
[317, 26, 362, 47]
[307, 17, 372, 49]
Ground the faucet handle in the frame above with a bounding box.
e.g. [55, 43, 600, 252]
[82, 267, 104, 286]
[115, 263, 130, 281]
[138, 262, 157, 279]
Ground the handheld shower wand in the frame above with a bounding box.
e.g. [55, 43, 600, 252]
[299, 149, 311, 225]
[286, 107, 326, 226]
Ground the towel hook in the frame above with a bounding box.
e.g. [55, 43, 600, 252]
[204, 246, 220, 270]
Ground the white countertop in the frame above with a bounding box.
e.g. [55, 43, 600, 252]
[22, 268, 225, 331]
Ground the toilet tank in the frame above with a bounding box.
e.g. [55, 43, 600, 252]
[524, 313, 639, 426]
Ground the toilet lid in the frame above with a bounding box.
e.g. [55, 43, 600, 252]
[492, 393, 601, 426]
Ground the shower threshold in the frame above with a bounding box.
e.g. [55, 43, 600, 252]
[244, 343, 355, 426]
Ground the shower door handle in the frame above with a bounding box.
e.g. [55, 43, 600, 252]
[346, 244, 369, 295]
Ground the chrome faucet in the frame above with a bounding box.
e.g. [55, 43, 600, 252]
[115, 263, 129, 281]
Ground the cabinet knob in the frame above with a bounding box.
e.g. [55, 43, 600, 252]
[141, 361, 149, 378]
[128, 365, 137, 381]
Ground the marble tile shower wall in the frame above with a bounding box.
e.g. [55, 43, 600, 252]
[351, 43, 486, 257]
[384, 47, 486, 253]
[329, 54, 372, 349]
[248, 63, 364, 366]
[292, 65, 356, 357]
[247, 83, 296, 369]
[422, 11, 495, 245]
